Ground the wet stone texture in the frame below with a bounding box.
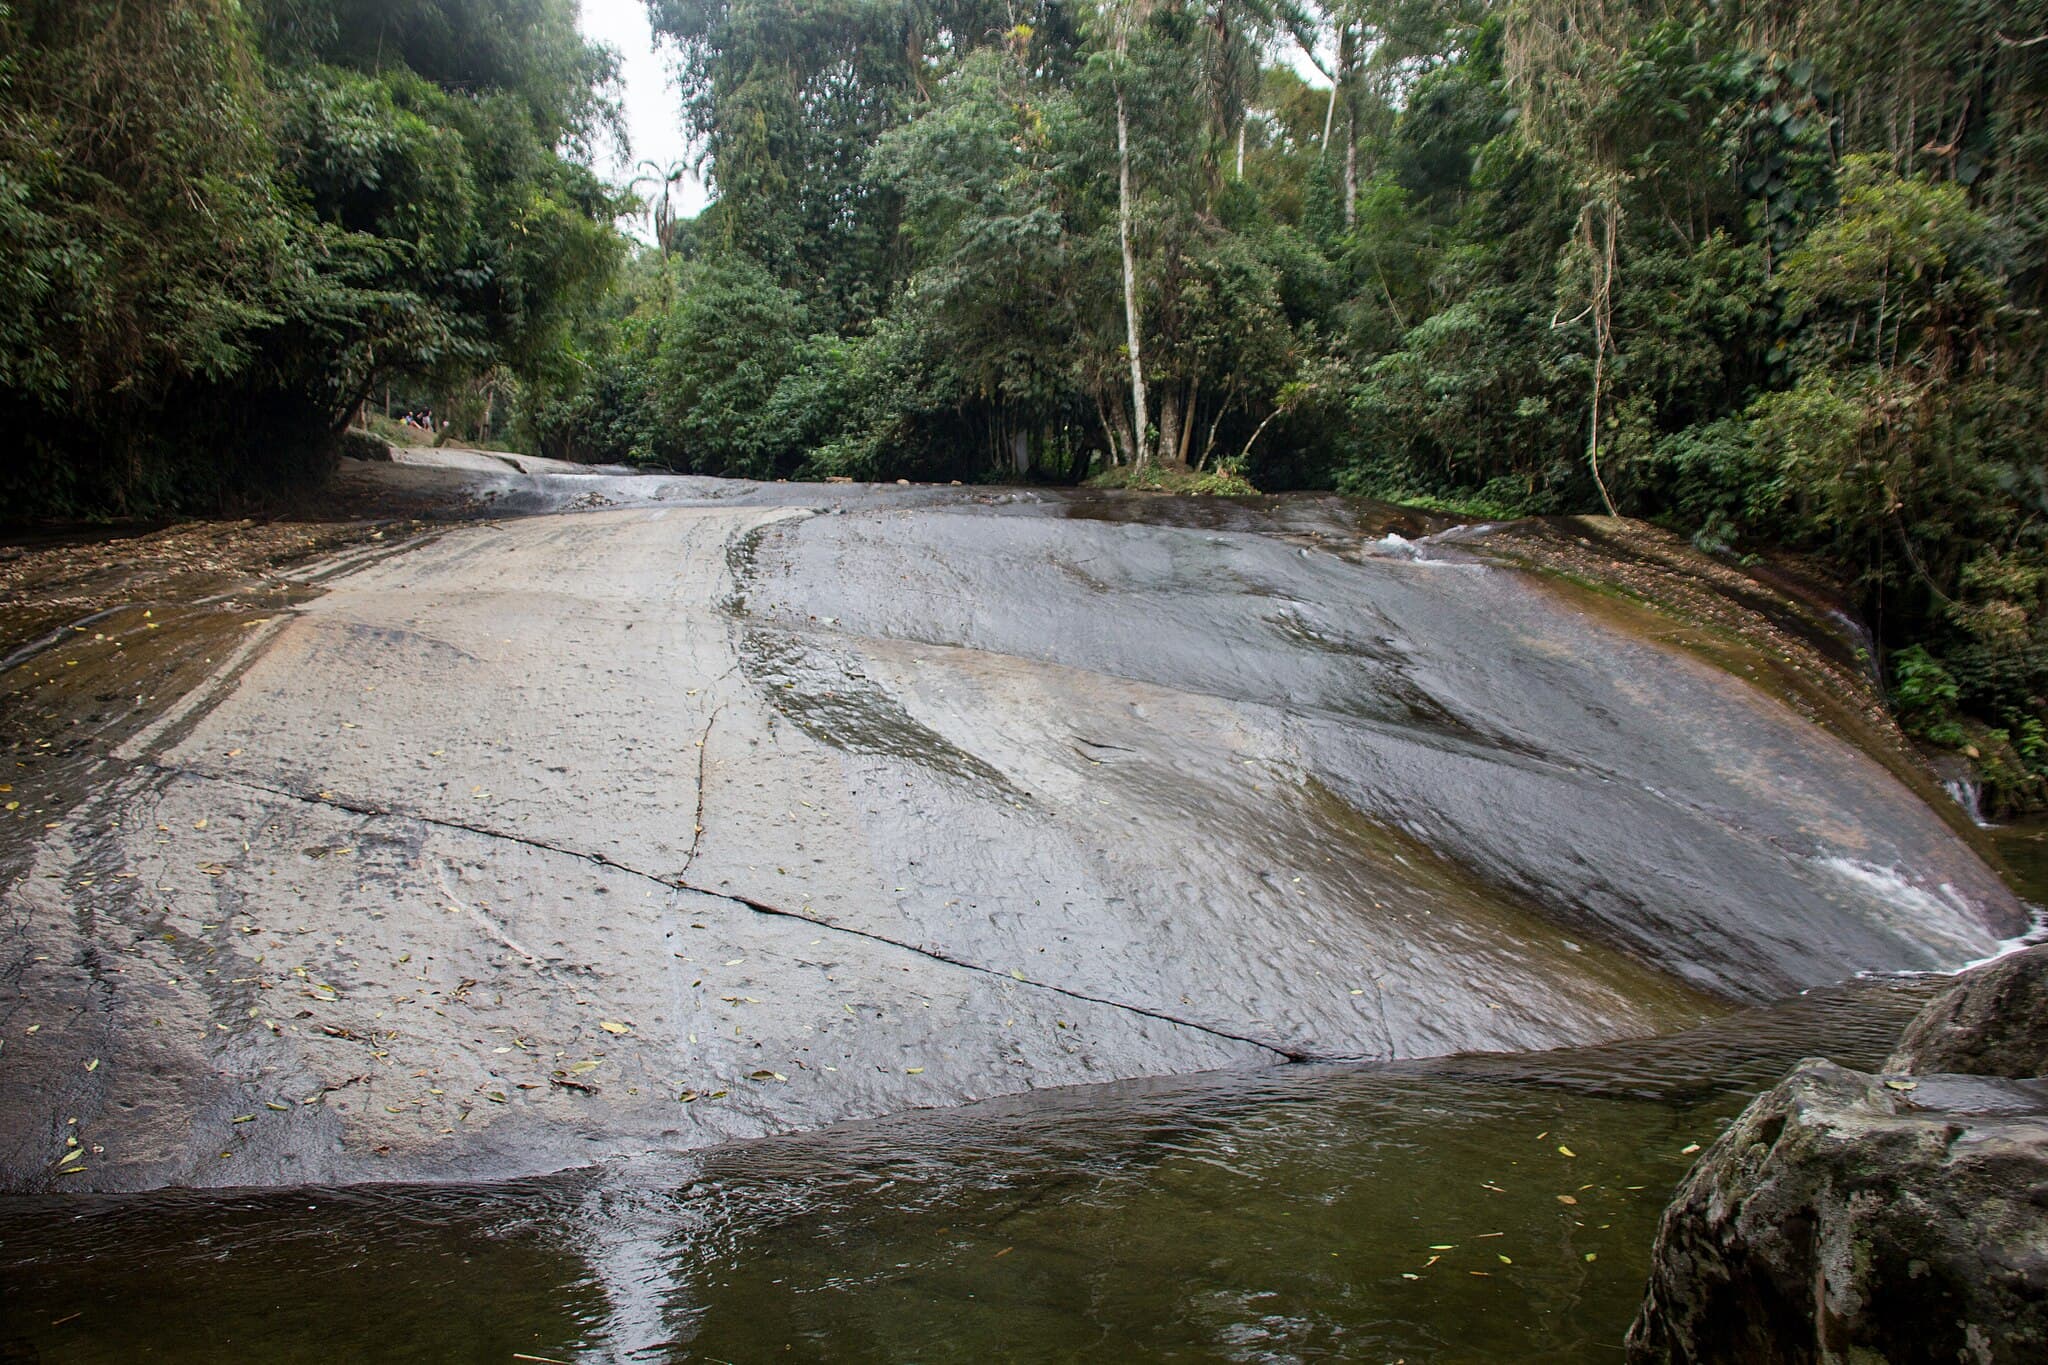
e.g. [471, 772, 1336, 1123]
[1887, 943, 2048, 1078]
[0, 466, 2026, 1191]
[1630, 946, 2048, 1364]
[1626, 1062, 2048, 1364]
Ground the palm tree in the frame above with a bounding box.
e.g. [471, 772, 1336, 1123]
[629, 159, 691, 258]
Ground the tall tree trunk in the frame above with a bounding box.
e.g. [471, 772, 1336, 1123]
[1095, 392, 1125, 465]
[1176, 374, 1199, 466]
[1236, 120, 1245, 178]
[1340, 24, 1358, 230]
[1344, 117, 1358, 228]
[1116, 84, 1151, 468]
[1197, 381, 1234, 469]
[1157, 385, 1183, 471]
[1584, 200, 1620, 517]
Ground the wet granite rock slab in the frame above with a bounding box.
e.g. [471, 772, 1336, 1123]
[0, 463, 2025, 1191]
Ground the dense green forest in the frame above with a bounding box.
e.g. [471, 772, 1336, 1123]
[2, 0, 2044, 808]
[0, 0, 624, 508]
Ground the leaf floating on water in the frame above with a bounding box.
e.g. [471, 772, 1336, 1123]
[83, 1058, 99, 1073]
[265, 1101, 290, 1112]
[1010, 969, 1026, 981]
[905, 1066, 924, 1074]
[1400, 1273, 1420, 1280]
[231, 1114, 255, 1124]
[1428, 1244, 1455, 1251]
[55, 1148, 84, 1167]
[1557, 1145, 1575, 1157]
[598, 1020, 632, 1035]
[678, 1091, 699, 1103]
[1497, 1255, 1513, 1264]
[748, 1069, 784, 1082]
[1584, 1252, 1597, 1262]
[1680, 1143, 1702, 1155]
[1557, 1195, 1579, 1205]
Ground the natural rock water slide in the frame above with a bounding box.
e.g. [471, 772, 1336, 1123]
[0, 463, 2024, 1191]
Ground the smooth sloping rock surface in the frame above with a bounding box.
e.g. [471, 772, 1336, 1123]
[1888, 943, 2048, 1078]
[1627, 1058, 2048, 1363]
[0, 470, 2024, 1190]
[743, 504, 2019, 996]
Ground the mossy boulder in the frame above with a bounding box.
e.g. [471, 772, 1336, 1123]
[1631, 951, 2048, 1363]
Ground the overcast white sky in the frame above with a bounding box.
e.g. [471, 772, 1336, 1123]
[580, 0, 708, 236]
[577, 0, 1332, 239]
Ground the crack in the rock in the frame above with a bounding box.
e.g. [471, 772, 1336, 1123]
[144, 762, 1308, 1063]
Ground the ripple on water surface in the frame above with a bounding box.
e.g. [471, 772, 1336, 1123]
[0, 978, 1935, 1364]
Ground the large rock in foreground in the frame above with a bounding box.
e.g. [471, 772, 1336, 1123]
[1629, 950, 2048, 1363]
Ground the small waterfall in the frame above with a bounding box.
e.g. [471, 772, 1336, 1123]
[1943, 775, 1992, 828]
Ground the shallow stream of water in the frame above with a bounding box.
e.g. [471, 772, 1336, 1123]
[0, 978, 1942, 1363]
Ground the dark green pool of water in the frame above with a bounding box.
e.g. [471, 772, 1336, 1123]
[0, 978, 1947, 1364]
[1989, 818, 2048, 908]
